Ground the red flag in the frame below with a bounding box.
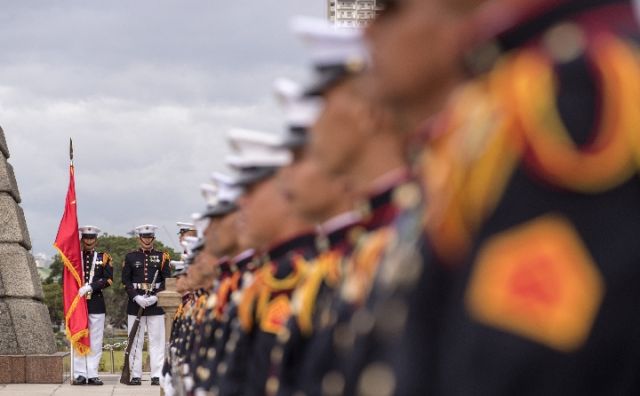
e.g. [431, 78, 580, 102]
[53, 163, 91, 356]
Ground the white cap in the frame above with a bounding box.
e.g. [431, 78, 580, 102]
[181, 236, 204, 262]
[79, 225, 101, 236]
[225, 128, 292, 169]
[211, 172, 244, 204]
[290, 16, 369, 70]
[195, 173, 243, 220]
[273, 77, 324, 130]
[177, 222, 196, 234]
[135, 224, 159, 237]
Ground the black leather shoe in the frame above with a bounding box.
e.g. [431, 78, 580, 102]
[72, 376, 87, 385]
[151, 377, 160, 386]
[129, 377, 142, 385]
[87, 377, 104, 385]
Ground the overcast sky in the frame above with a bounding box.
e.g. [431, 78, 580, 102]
[1, 1, 325, 257]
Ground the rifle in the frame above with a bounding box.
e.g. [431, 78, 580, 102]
[120, 269, 160, 385]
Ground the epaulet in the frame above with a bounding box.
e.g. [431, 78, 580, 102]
[195, 293, 210, 323]
[238, 271, 264, 333]
[101, 252, 112, 265]
[175, 303, 184, 320]
[342, 228, 393, 306]
[505, 34, 640, 193]
[215, 276, 234, 320]
[294, 250, 342, 336]
[261, 255, 309, 292]
[162, 251, 171, 270]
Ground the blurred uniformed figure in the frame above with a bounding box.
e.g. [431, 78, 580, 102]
[191, 173, 247, 395]
[267, 76, 363, 396]
[214, 128, 318, 396]
[162, 224, 199, 396]
[355, 0, 640, 394]
[269, 16, 416, 395]
[168, 237, 202, 395]
[72, 226, 113, 386]
[122, 224, 172, 386]
[177, 222, 198, 247]
[178, 237, 213, 393]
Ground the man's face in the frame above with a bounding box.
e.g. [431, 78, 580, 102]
[204, 212, 239, 257]
[175, 276, 188, 294]
[310, 80, 368, 176]
[139, 236, 155, 250]
[189, 251, 218, 289]
[179, 230, 197, 244]
[366, 0, 471, 107]
[278, 148, 352, 223]
[81, 236, 97, 251]
[237, 177, 290, 250]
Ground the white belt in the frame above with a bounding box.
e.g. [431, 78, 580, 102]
[132, 282, 161, 291]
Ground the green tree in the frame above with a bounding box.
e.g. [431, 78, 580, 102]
[41, 235, 179, 329]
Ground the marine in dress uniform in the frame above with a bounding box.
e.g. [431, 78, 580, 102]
[190, 173, 246, 395]
[212, 128, 318, 396]
[346, 0, 640, 395]
[430, 1, 640, 394]
[161, 258, 188, 396]
[162, 223, 198, 396]
[72, 226, 113, 386]
[122, 224, 172, 386]
[269, 17, 415, 395]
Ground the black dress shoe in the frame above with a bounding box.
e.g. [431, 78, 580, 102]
[87, 377, 104, 385]
[151, 377, 160, 386]
[72, 376, 87, 385]
[129, 377, 142, 385]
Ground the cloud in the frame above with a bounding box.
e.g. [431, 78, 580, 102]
[0, 0, 325, 254]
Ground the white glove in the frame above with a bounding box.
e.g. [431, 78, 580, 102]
[146, 296, 158, 306]
[162, 374, 175, 396]
[78, 284, 92, 297]
[134, 295, 148, 308]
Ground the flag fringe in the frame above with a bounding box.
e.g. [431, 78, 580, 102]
[54, 244, 91, 356]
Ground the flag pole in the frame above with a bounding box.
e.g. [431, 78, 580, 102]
[69, 137, 75, 382]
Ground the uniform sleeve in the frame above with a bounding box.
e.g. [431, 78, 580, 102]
[122, 253, 138, 300]
[90, 253, 114, 292]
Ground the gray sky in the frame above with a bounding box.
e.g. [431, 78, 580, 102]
[1, 1, 325, 256]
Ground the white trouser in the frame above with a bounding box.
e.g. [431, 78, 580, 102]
[127, 314, 165, 378]
[73, 313, 105, 379]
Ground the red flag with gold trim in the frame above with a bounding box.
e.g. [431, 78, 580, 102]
[53, 144, 90, 356]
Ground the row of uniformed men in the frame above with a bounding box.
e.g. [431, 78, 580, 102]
[161, 15, 419, 396]
[166, 1, 640, 395]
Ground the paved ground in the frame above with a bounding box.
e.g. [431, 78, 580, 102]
[0, 375, 160, 396]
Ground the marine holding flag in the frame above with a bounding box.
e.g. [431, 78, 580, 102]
[53, 144, 91, 372]
[71, 226, 113, 386]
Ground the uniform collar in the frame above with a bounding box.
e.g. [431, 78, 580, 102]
[318, 211, 363, 251]
[466, 0, 630, 74]
[266, 232, 317, 261]
[359, 168, 411, 230]
[218, 258, 232, 277]
[232, 249, 255, 272]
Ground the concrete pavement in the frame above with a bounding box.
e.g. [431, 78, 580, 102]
[0, 375, 160, 396]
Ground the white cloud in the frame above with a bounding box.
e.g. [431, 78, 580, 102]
[1, 0, 325, 255]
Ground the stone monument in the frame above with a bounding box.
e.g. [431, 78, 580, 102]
[0, 126, 62, 384]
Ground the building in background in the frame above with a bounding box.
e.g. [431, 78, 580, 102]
[327, 0, 383, 28]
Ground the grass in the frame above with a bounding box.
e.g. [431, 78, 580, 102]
[99, 349, 150, 373]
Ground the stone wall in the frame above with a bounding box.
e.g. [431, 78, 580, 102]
[0, 126, 56, 356]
